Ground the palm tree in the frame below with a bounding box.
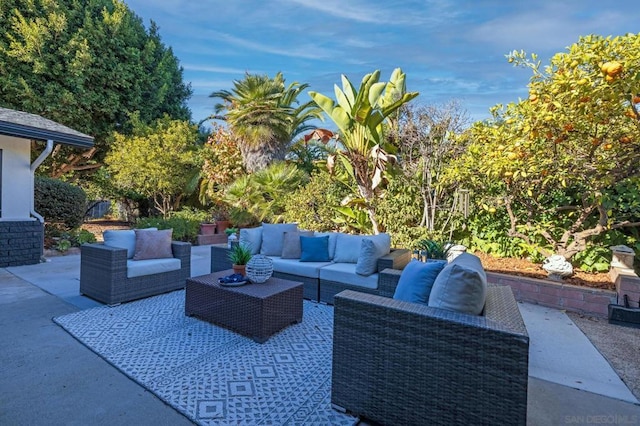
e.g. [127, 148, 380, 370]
[209, 72, 322, 173]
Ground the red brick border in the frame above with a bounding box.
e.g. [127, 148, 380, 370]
[486, 271, 617, 318]
[610, 267, 640, 310]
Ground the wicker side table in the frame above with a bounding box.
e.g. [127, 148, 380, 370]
[185, 270, 303, 343]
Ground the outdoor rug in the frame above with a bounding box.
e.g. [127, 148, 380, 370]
[53, 290, 356, 425]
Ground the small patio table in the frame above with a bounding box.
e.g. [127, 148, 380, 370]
[185, 270, 303, 343]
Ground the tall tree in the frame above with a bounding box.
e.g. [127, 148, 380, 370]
[0, 0, 192, 174]
[105, 115, 200, 217]
[209, 72, 321, 173]
[394, 101, 470, 233]
[309, 68, 419, 234]
[451, 33, 640, 260]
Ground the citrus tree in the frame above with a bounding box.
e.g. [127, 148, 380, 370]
[451, 33, 640, 260]
[309, 68, 419, 234]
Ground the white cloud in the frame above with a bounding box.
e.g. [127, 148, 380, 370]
[183, 64, 249, 74]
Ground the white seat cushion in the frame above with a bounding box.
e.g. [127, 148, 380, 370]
[126, 258, 181, 278]
[270, 257, 332, 278]
[319, 263, 379, 290]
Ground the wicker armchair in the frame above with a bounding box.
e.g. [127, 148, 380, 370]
[332, 279, 530, 425]
[80, 241, 191, 305]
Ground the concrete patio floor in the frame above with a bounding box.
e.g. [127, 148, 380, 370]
[1, 245, 639, 425]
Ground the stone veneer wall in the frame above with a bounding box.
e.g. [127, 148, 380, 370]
[0, 220, 43, 267]
[486, 271, 617, 318]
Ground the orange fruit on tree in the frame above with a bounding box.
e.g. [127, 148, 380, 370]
[619, 136, 632, 144]
[632, 95, 640, 104]
[604, 143, 613, 150]
[601, 61, 623, 76]
[607, 61, 623, 76]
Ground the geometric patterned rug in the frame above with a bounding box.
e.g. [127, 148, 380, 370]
[53, 290, 357, 425]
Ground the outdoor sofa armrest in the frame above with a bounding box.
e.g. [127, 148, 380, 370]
[376, 248, 411, 272]
[331, 286, 529, 426]
[80, 243, 128, 284]
[171, 241, 192, 273]
[377, 267, 402, 298]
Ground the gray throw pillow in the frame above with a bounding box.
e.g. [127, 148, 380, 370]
[132, 229, 173, 260]
[333, 233, 367, 263]
[239, 226, 262, 255]
[428, 252, 487, 315]
[355, 233, 391, 276]
[103, 229, 136, 259]
[260, 223, 298, 256]
[103, 227, 156, 259]
[281, 230, 314, 259]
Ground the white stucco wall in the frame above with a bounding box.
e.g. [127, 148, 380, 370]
[0, 135, 34, 220]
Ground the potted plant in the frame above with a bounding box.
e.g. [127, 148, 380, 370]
[414, 239, 451, 262]
[212, 204, 232, 235]
[199, 221, 217, 236]
[228, 243, 252, 276]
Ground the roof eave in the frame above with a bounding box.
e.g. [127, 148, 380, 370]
[0, 122, 94, 148]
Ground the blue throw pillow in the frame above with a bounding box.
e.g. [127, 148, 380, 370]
[393, 259, 447, 304]
[300, 236, 330, 262]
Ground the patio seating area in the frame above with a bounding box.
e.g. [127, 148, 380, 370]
[1, 245, 639, 425]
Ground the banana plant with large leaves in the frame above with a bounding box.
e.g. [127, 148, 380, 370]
[308, 68, 418, 233]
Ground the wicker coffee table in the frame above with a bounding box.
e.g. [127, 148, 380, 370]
[185, 270, 303, 343]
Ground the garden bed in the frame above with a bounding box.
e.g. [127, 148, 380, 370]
[475, 251, 614, 291]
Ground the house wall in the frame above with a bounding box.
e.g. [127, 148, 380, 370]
[0, 220, 43, 266]
[0, 135, 32, 220]
[0, 135, 43, 266]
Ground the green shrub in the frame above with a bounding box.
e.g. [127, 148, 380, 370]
[35, 176, 87, 229]
[225, 162, 308, 225]
[73, 229, 97, 245]
[135, 207, 208, 243]
[376, 176, 430, 248]
[47, 228, 97, 252]
[281, 170, 348, 231]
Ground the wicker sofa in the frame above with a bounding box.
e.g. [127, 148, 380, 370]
[80, 240, 191, 305]
[211, 244, 410, 303]
[331, 272, 530, 425]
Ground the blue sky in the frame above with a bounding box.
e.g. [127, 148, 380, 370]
[124, 0, 638, 127]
